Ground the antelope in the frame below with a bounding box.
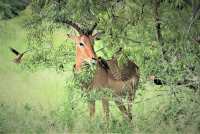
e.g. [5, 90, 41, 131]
[62, 20, 139, 121]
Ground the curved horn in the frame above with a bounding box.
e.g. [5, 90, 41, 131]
[56, 17, 98, 35]
[87, 22, 97, 35]
[57, 18, 84, 34]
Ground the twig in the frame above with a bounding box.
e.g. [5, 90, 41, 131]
[117, 36, 142, 43]
[134, 94, 166, 104]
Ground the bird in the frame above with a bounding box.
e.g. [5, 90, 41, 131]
[10, 47, 30, 64]
[148, 75, 166, 85]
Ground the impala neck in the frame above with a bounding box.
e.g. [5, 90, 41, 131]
[75, 50, 83, 70]
[75, 48, 97, 71]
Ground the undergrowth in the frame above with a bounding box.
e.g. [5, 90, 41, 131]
[0, 6, 200, 134]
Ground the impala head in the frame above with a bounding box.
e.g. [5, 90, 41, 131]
[65, 21, 99, 70]
[68, 34, 99, 70]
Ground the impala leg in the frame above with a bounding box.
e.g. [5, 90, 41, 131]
[114, 97, 129, 120]
[128, 79, 139, 120]
[102, 97, 109, 121]
[127, 90, 134, 120]
[88, 101, 95, 119]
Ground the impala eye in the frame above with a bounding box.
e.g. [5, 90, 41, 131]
[79, 43, 84, 47]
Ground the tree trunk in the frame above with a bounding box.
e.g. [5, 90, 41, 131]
[153, 0, 168, 61]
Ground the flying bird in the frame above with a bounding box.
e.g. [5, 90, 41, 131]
[10, 47, 30, 64]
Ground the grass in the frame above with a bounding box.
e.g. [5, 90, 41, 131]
[0, 8, 200, 134]
[0, 9, 67, 133]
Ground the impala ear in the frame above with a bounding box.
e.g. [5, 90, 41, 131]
[89, 32, 102, 40]
[66, 34, 78, 41]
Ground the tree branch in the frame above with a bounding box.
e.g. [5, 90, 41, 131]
[117, 36, 142, 43]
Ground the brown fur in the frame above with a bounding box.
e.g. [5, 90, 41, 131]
[67, 28, 139, 121]
[88, 57, 140, 120]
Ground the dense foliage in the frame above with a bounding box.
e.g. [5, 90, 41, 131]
[25, 0, 200, 90]
[0, 0, 199, 133]
[0, 0, 30, 19]
[22, 1, 200, 132]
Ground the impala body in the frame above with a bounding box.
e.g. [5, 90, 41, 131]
[64, 21, 139, 120]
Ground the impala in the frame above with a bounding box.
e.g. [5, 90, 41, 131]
[61, 19, 139, 121]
